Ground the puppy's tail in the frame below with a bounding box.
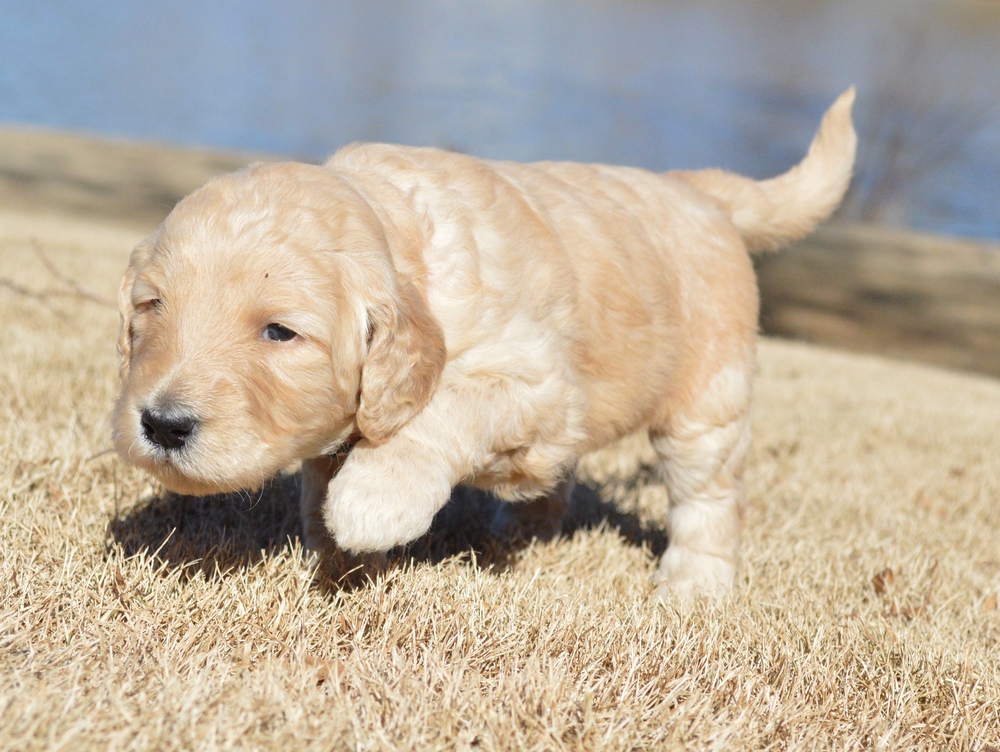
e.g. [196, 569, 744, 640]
[672, 87, 857, 253]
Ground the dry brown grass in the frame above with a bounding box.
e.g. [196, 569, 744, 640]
[2, 208, 1000, 751]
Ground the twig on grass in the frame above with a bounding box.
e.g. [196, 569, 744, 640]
[0, 276, 50, 301]
[0, 277, 67, 317]
[0, 239, 117, 311]
[32, 239, 116, 308]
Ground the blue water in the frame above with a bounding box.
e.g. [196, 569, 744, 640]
[1, 0, 998, 238]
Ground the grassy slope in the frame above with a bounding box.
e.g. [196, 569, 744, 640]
[1, 207, 999, 750]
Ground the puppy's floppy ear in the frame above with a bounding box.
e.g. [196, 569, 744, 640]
[117, 238, 152, 383]
[356, 269, 446, 445]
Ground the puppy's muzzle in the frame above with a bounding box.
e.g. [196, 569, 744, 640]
[141, 406, 199, 451]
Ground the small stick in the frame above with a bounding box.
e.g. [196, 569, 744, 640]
[32, 239, 116, 309]
[0, 277, 66, 317]
[0, 276, 48, 301]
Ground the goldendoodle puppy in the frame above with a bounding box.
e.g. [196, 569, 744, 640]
[114, 89, 856, 596]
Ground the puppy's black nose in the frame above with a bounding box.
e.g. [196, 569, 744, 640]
[141, 407, 198, 450]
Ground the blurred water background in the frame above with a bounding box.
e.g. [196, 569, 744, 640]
[1, 0, 998, 239]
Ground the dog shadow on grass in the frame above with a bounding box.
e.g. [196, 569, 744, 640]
[106, 463, 668, 592]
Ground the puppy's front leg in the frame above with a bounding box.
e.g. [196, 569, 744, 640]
[323, 382, 532, 551]
[301, 455, 388, 574]
[324, 373, 583, 553]
[322, 389, 477, 552]
[300, 454, 346, 558]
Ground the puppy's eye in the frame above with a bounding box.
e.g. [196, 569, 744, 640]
[263, 323, 297, 342]
[137, 298, 162, 314]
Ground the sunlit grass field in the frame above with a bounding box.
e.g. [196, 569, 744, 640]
[2, 208, 999, 750]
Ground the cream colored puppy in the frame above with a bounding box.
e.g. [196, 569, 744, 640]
[114, 89, 856, 597]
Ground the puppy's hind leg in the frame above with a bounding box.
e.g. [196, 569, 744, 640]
[649, 363, 753, 599]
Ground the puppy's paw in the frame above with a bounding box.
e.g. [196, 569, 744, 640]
[323, 452, 452, 552]
[651, 545, 735, 601]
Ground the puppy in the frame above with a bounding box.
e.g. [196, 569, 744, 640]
[114, 89, 856, 597]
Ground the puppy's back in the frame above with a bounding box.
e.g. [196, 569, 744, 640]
[329, 143, 757, 447]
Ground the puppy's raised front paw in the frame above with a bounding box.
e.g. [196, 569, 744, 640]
[323, 449, 452, 552]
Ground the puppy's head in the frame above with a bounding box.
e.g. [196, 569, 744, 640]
[113, 162, 445, 495]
